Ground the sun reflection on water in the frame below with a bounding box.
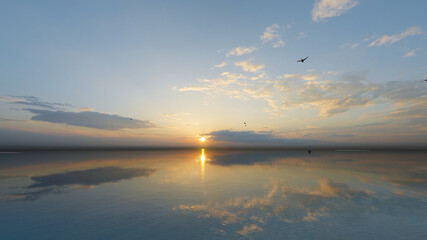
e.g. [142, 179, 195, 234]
[201, 148, 205, 181]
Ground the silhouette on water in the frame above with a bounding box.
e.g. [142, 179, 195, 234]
[297, 56, 308, 62]
[307, 145, 312, 154]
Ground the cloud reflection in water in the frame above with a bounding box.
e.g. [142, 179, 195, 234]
[4, 167, 155, 201]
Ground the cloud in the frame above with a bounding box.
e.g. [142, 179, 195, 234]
[175, 72, 250, 99]
[329, 133, 354, 138]
[312, 0, 359, 22]
[235, 60, 264, 72]
[280, 73, 320, 81]
[175, 86, 210, 92]
[276, 72, 381, 116]
[1, 95, 72, 110]
[26, 108, 155, 130]
[369, 26, 423, 47]
[403, 49, 419, 58]
[212, 61, 227, 68]
[204, 130, 313, 146]
[226, 46, 257, 56]
[73, 107, 95, 112]
[260, 24, 285, 48]
[177, 66, 427, 120]
[340, 42, 360, 49]
[236, 224, 263, 236]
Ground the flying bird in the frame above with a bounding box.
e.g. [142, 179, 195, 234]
[244, 122, 247, 126]
[297, 56, 308, 63]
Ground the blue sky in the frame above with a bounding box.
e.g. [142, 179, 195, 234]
[1, 0, 426, 147]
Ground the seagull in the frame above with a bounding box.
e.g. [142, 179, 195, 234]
[297, 56, 308, 63]
[307, 145, 312, 155]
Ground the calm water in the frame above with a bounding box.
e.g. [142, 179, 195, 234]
[0, 149, 426, 239]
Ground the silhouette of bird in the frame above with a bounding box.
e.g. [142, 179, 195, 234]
[297, 56, 308, 62]
[244, 122, 247, 126]
[307, 145, 312, 155]
[130, 118, 133, 120]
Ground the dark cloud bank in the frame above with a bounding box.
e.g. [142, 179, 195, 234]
[205, 130, 320, 147]
[27, 109, 155, 130]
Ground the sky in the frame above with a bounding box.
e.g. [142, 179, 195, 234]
[1, 0, 426, 147]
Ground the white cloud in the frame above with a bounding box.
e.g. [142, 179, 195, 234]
[280, 73, 320, 81]
[403, 49, 419, 58]
[212, 61, 227, 68]
[235, 60, 264, 72]
[340, 42, 360, 49]
[369, 26, 423, 47]
[312, 0, 359, 22]
[175, 86, 210, 92]
[226, 46, 257, 56]
[260, 24, 285, 48]
[250, 72, 267, 81]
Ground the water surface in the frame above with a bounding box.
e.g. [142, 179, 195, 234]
[0, 149, 426, 239]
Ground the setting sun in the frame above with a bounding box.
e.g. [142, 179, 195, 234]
[200, 137, 206, 142]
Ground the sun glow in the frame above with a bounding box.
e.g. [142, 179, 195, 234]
[200, 137, 206, 142]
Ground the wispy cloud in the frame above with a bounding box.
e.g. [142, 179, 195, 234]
[312, 0, 359, 22]
[226, 46, 257, 56]
[212, 61, 227, 69]
[26, 108, 155, 130]
[73, 107, 95, 112]
[235, 60, 264, 72]
[236, 224, 263, 236]
[279, 73, 320, 81]
[340, 42, 360, 49]
[403, 49, 420, 58]
[175, 86, 210, 92]
[1, 96, 72, 110]
[369, 26, 423, 47]
[260, 24, 285, 48]
[177, 64, 427, 120]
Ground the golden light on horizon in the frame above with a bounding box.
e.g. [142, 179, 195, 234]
[200, 137, 206, 142]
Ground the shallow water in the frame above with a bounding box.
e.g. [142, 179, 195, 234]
[0, 149, 426, 239]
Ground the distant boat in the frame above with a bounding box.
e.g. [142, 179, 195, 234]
[307, 145, 312, 154]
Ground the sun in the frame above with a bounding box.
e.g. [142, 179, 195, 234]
[200, 137, 206, 142]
